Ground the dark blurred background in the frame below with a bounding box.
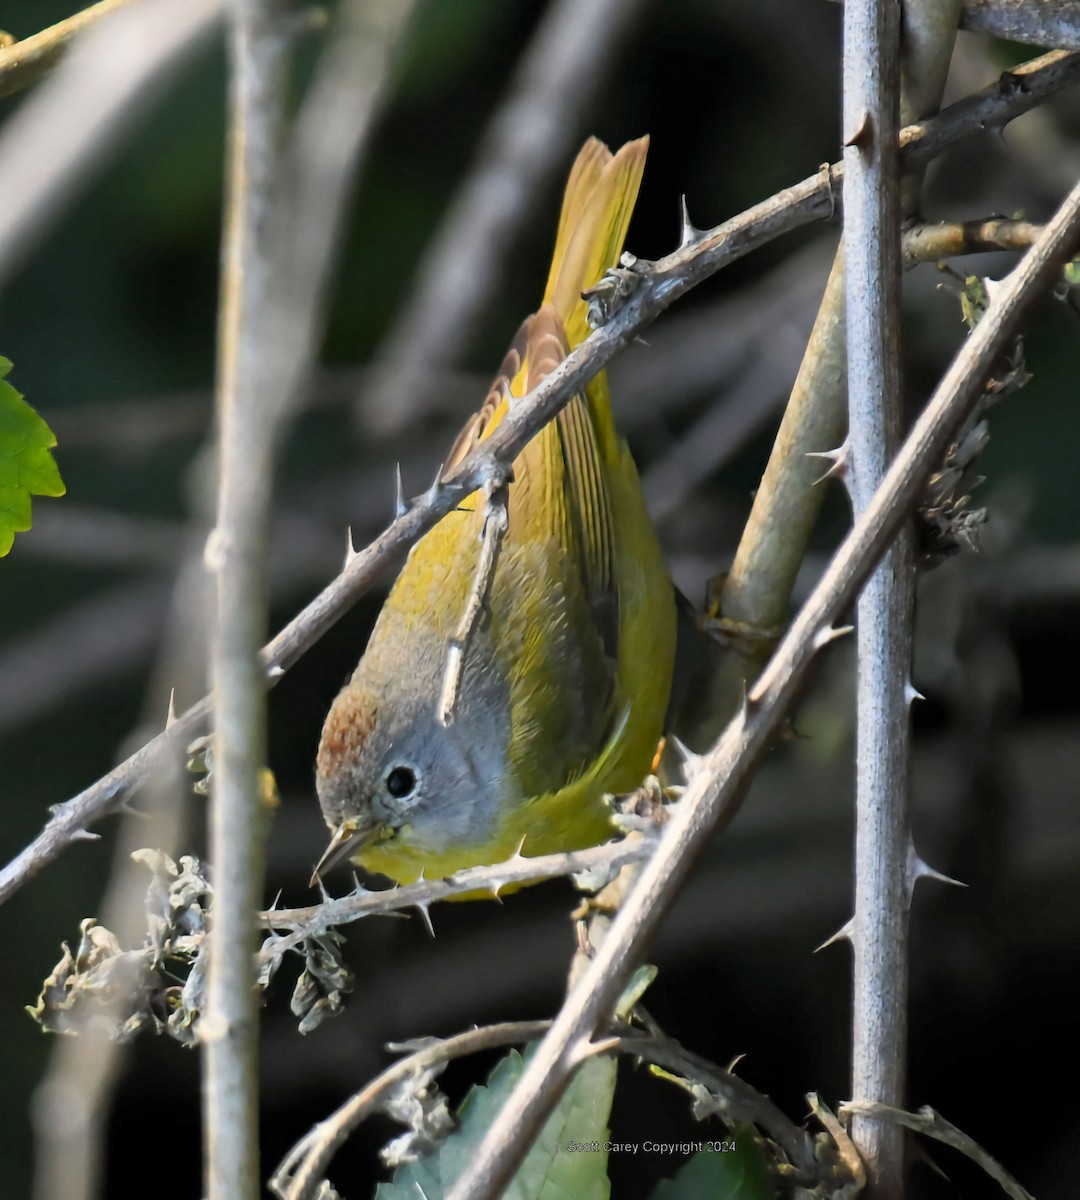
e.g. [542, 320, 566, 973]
[2, 0, 1079, 1196]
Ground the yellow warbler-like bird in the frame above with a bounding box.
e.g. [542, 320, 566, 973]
[315, 136, 676, 887]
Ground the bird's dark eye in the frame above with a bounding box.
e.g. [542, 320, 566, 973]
[386, 766, 417, 798]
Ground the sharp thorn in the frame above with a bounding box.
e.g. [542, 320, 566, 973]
[905, 681, 926, 706]
[813, 624, 854, 651]
[425, 463, 445, 504]
[679, 194, 702, 246]
[414, 903, 435, 938]
[806, 441, 849, 485]
[344, 527, 358, 566]
[816, 918, 854, 953]
[394, 463, 408, 519]
[165, 689, 178, 731]
[71, 829, 101, 843]
[667, 734, 704, 780]
[266, 663, 285, 680]
[907, 841, 966, 904]
[844, 111, 871, 149]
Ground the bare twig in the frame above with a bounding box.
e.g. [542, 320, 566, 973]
[358, 0, 651, 436]
[442, 166, 1080, 1200]
[0, 0, 222, 293]
[842, 0, 912, 1191]
[840, 1101, 1036, 1200]
[2, 47, 1077, 907]
[904, 218, 1044, 264]
[0, 0, 139, 99]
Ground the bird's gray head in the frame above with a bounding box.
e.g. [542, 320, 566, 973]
[314, 665, 511, 872]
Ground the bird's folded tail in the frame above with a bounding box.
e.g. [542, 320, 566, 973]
[543, 135, 648, 355]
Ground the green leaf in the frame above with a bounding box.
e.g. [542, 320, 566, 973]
[649, 1135, 776, 1200]
[0, 357, 65, 557]
[378, 1044, 617, 1200]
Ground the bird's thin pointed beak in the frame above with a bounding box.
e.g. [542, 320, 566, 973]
[309, 818, 382, 887]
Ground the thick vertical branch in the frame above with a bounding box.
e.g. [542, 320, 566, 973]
[202, 2, 288, 1197]
[842, 0, 908, 1195]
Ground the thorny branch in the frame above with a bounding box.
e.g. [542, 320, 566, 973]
[2, 48, 1079, 908]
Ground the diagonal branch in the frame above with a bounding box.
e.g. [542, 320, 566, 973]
[2, 47, 1078, 909]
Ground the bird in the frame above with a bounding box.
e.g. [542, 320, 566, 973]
[314, 135, 676, 890]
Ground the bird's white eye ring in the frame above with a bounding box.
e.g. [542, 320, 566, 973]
[385, 764, 418, 799]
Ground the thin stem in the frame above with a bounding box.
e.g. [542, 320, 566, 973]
[443, 169, 1080, 1200]
[202, 2, 288, 1197]
[2, 47, 1078, 909]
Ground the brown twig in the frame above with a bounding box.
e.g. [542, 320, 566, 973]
[904, 218, 1044, 264]
[2, 47, 1078, 908]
